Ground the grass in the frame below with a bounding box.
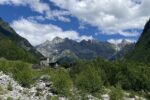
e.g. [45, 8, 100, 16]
[47, 96, 59, 100]
[7, 97, 13, 100]
[0, 59, 35, 87]
[38, 67, 73, 97]
[109, 85, 124, 100]
[0, 85, 4, 95]
[7, 82, 13, 91]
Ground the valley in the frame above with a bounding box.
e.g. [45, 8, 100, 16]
[0, 17, 150, 100]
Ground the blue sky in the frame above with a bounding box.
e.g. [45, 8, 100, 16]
[0, 0, 149, 45]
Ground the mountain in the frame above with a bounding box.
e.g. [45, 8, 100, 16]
[0, 18, 42, 63]
[36, 37, 134, 60]
[109, 39, 135, 60]
[127, 19, 150, 63]
[110, 39, 134, 51]
[112, 44, 135, 60]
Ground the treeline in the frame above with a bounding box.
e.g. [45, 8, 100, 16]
[0, 37, 37, 63]
[70, 58, 150, 92]
[0, 58, 150, 99]
[44, 58, 150, 98]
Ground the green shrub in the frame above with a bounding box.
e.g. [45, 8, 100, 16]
[70, 58, 150, 93]
[75, 65, 103, 93]
[0, 85, 4, 94]
[50, 68, 73, 97]
[47, 96, 59, 100]
[35, 91, 43, 96]
[7, 82, 13, 91]
[12, 62, 34, 87]
[0, 60, 34, 87]
[110, 85, 123, 100]
[115, 61, 150, 91]
[7, 97, 13, 100]
[0, 38, 37, 63]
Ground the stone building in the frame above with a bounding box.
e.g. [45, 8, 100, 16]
[40, 57, 50, 66]
[40, 57, 58, 67]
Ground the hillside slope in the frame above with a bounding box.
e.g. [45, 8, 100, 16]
[0, 18, 42, 63]
[127, 19, 150, 63]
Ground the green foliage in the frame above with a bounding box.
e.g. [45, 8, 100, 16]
[47, 96, 59, 100]
[51, 68, 73, 97]
[75, 66, 103, 93]
[12, 62, 34, 87]
[35, 91, 43, 96]
[7, 97, 13, 100]
[71, 57, 150, 93]
[0, 60, 34, 87]
[127, 19, 150, 64]
[0, 38, 37, 63]
[0, 18, 42, 63]
[7, 82, 13, 91]
[114, 61, 150, 91]
[40, 68, 73, 97]
[110, 85, 123, 100]
[0, 85, 4, 95]
[145, 93, 150, 99]
[40, 59, 150, 98]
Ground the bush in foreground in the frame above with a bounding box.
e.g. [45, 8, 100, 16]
[51, 68, 73, 97]
[110, 85, 124, 100]
[75, 65, 103, 94]
[40, 67, 73, 97]
[0, 60, 34, 87]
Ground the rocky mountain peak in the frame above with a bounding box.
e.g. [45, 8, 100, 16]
[36, 37, 134, 60]
[110, 39, 134, 51]
[122, 39, 128, 44]
[121, 39, 133, 45]
[42, 40, 51, 46]
[88, 39, 100, 44]
[52, 36, 64, 44]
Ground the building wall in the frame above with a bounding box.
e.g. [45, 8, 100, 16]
[40, 59, 49, 66]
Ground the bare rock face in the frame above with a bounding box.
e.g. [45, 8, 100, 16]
[0, 71, 24, 99]
[101, 94, 110, 100]
[36, 82, 46, 90]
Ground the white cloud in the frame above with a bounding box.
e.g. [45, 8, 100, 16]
[108, 38, 136, 45]
[11, 18, 93, 45]
[57, 16, 70, 22]
[0, 0, 50, 14]
[51, 0, 150, 36]
[138, 0, 150, 16]
[1, 0, 150, 40]
[28, 16, 45, 21]
[0, 0, 70, 22]
[46, 10, 71, 22]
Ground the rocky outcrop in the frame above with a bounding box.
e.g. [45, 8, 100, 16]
[0, 72, 66, 100]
